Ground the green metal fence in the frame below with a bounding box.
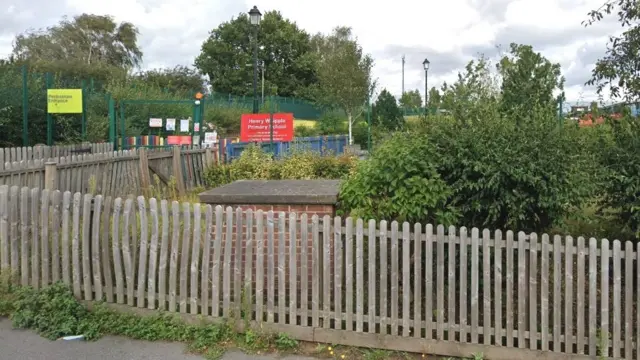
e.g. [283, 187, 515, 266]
[0, 65, 116, 147]
[208, 92, 324, 120]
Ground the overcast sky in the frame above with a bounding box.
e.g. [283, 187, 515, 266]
[0, 0, 622, 104]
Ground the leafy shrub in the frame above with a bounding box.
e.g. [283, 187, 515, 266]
[342, 113, 598, 232]
[340, 133, 459, 225]
[317, 112, 347, 135]
[294, 124, 320, 137]
[204, 144, 357, 188]
[11, 283, 90, 340]
[599, 116, 640, 238]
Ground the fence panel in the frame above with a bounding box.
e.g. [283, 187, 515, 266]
[1, 186, 638, 360]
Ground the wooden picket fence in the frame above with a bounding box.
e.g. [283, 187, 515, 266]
[0, 186, 638, 360]
[0, 147, 218, 198]
[0, 143, 113, 169]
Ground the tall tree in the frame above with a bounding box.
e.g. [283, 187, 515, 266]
[373, 88, 404, 130]
[12, 14, 142, 69]
[399, 89, 422, 109]
[440, 56, 501, 123]
[133, 66, 206, 95]
[195, 10, 317, 99]
[312, 27, 375, 144]
[497, 43, 564, 121]
[584, 1, 640, 101]
[427, 86, 442, 110]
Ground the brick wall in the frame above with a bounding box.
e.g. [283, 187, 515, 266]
[211, 203, 336, 308]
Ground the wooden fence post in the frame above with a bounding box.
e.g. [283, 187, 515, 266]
[44, 161, 57, 190]
[205, 148, 213, 167]
[138, 148, 151, 196]
[172, 146, 186, 197]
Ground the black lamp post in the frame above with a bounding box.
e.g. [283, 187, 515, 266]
[249, 6, 262, 114]
[422, 58, 430, 116]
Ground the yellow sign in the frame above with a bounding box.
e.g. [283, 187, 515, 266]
[47, 89, 83, 114]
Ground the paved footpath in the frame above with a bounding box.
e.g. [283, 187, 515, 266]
[0, 319, 315, 360]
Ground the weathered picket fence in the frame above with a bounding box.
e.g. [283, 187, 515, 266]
[0, 143, 113, 169]
[0, 147, 218, 198]
[0, 186, 637, 360]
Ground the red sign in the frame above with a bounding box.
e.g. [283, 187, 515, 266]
[167, 135, 192, 145]
[240, 113, 294, 142]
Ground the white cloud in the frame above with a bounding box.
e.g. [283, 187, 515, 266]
[0, 0, 620, 104]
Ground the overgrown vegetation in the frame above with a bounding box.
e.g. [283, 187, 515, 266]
[0, 281, 451, 360]
[204, 144, 357, 188]
[340, 45, 640, 241]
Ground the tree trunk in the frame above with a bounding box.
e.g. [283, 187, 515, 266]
[347, 112, 353, 145]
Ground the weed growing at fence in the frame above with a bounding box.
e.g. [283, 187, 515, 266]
[0, 281, 448, 360]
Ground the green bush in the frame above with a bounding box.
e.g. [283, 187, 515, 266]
[341, 112, 598, 232]
[599, 116, 640, 239]
[204, 144, 357, 188]
[340, 133, 458, 224]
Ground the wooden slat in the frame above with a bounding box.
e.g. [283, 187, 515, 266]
[517, 232, 526, 349]
[356, 218, 364, 332]
[459, 227, 468, 343]
[540, 234, 550, 351]
[112, 198, 125, 304]
[222, 207, 232, 317]
[211, 205, 223, 317]
[483, 229, 491, 345]
[612, 240, 621, 359]
[135, 197, 149, 308]
[447, 225, 455, 341]
[414, 223, 423, 339]
[91, 195, 103, 300]
[600, 239, 610, 357]
[576, 237, 586, 354]
[234, 208, 243, 320]
[168, 201, 180, 312]
[425, 224, 433, 340]
[9, 186, 19, 273]
[402, 222, 410, 337]
[0, 186, 8, 271]
[50, 190, 62, 283]
[190, 204, 201, 315]
[565, 236, 574, 354]
[624, 241, 633, 360]
[122, 198, 134, 306]
[529, 232, 538, 350]
[147, 198, 159, 310]
[31, 188, 40, 289]
[179, 202, 191, 313]
[367, 219, 375, 334]
[311, 214, 319, 327]
[200, 205, 212, 316]
[157, 200, 170, 310]
[552, 235, 562, 352]
[378, 220, 387, 335]
[243, 208, 253, 320]
[290, 212, 298, 325]
[20, 187, 29, 287]
[436, 225, 445, 340]
[390, 221, 399, 336]
[319, 215, 330, 328]
[300, 213, 308, 327]
[81, 193, 92, 300]
[255, 210, 264, 322]
[470, 228, 479, 344]
[588, 237, 598, 356]
[267, 211, 276, 323]
[494, 230, 503, 346]
[345, 217, 354, 331]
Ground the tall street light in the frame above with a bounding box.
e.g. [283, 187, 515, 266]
[249, 6, 262, 114]
[422, 58, 430, 116]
